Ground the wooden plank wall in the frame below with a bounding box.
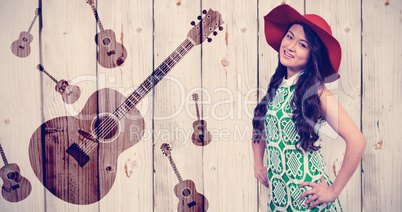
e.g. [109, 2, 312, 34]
[0, 0, 400, 211]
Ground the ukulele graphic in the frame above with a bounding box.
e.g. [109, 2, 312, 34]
[36, 64, 81, 104]
[0, 141, 32, 202]
[86, 0, 127, 68]
[10, 8, 40, 58]
[161, 143, 209, 212]
[191, 93, 212, 146]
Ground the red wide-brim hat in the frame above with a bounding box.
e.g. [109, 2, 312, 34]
[264, 4, 342, 83]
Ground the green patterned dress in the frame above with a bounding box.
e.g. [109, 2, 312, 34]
[264, 72, 342, 212]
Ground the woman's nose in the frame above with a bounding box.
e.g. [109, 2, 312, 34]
[288, 41, 297, 51]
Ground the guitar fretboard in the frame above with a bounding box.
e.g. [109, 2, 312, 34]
[89, 3, 105, 32]
[195, 100, 201, 121]
[168, 155, 183, 183]
[27, 14, 39, 34]
[0, 143, 9, 166]
[112, 38, 195, 120]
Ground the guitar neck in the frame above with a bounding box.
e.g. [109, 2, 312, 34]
[112, 38, 195, 120]
[195, 101, 201, 121]
[89, 3, 105, 32]
[0, 143, 9, 166]
[27, 15, 38, 34]
[41, 69, 59, 84]
[167, 155, 183, 183]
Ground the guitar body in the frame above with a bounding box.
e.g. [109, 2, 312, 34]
[191, 120, 212, 146]
[174, 179, 209, 212]
[10, 31, 33, 58]
[29, 88, 145, 205]
[0, 163, 32, 202]
[95, 29, 127, 69]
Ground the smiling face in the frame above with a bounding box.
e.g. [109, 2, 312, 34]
[279, 24, 311, 76]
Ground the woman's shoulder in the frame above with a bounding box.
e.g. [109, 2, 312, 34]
[318, 85, 333, 99]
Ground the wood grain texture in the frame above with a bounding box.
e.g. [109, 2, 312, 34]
[201, 0, 258, 211]
[362, 0, 402, 211]
[0, 0, 43, 211]
[0, 0, 401, 211]
[96, 0, 154, 211]
[306, 0, 363, 211]
[153, 1, 204, 211]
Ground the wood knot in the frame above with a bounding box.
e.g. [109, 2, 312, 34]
[221, 57, 229, 67]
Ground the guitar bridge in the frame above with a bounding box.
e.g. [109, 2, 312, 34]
[107, 50, 116, 56]
[66, 143, 90, 167]
[188, 201, 196, 208]
[12, 184, 20, 190]
[19, 45, 25, 49]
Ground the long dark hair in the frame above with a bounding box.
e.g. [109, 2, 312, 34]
[252, 22, 331, 152]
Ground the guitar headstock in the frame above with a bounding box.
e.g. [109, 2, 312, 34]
[36, 64, 45, 72]
[34, 8, 41, 16]
[160, 143, 171, 157]
[87, 0, 94, 6]
[187, 9, 224, 45]
[192, 93, 199, 102]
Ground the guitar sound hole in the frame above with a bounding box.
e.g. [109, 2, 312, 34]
[103, 38, 111, 46]
[182, 188, 192, 197]
[116, 57, 125, 66]
[7, 172, 17, 180]
[22, 37, 28, 42]
[92, 114, 120, 142]
[197, 125, 204, 131]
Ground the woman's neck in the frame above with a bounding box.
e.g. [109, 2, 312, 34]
[286, 69, 302, 79]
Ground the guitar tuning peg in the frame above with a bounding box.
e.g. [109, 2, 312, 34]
[213, 31, 218, 36]
[219, 26, 224, 31]
[202, 10, 207, 14]
[207, 38, 212, 43]
[197, 15, 202, 20]
[191, 21, 195, 26]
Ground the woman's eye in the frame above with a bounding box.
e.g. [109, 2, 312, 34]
[286, 34, 292, 39]
[300, 43, 307, 48]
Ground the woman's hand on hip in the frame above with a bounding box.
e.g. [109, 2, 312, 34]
[300, 176, 339, 209]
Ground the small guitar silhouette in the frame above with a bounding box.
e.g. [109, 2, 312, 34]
[0, 141, 32, 202]
[36, 64, 81, 104]
[191, 93, 212, 146]
[86, 0, 127, 68]
[161, 143, 209, 212]
[10, 8, 40, 58]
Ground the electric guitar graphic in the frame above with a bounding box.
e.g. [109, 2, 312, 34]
[0, 141, 32, 202]
[10, 8, 40, 58]
[29, 9, 224, 205]
[191, 93, 212, 146]
[86, 0, 127, 68]
[161, 143, 209, 212]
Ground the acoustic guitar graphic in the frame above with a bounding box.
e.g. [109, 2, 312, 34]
[161, 143, 209, 212]
[0, 142, 32, 202]
[191, 93, 212, 146]
[86, 0, 127, 69]
[29, 9, 224, 205]
[36, 64, 81, 104]
[10, 8, 40, 58]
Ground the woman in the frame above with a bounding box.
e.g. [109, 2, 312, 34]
[252, 4, 366, 211]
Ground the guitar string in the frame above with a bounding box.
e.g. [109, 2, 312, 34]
[79, 39, 194, 154]
[79, 65, 169, 152]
